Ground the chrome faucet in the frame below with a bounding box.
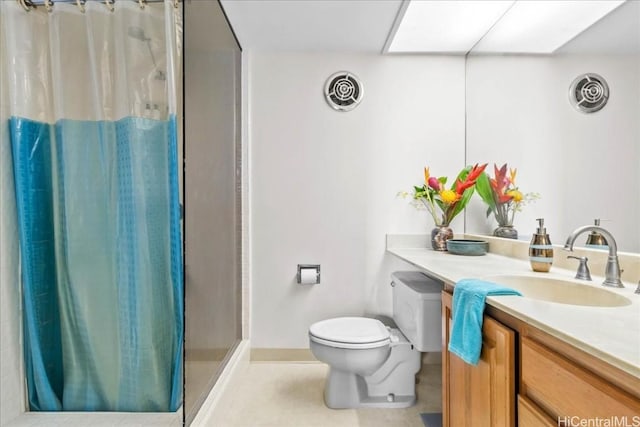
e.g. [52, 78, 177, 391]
[567, 256, 591, 281]
[564, 225, 624, 288]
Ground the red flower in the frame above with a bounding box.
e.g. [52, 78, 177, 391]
[455, 163, 488, 195]
[467, 163, 487, 182]
[493, 164, 509, 193]
[490, 164, 514, 203]
[455, 178, 475, 195]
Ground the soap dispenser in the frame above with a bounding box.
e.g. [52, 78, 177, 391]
[529, 218, 553, 272]
[585, 219, 608, 248]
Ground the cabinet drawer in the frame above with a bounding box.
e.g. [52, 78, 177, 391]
[521, 337, 640, 418]
[518, 395, 555, 427]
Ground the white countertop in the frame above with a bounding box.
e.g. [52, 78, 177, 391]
[386, 238, 640, 379]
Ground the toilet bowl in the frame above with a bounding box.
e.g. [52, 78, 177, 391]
[309, 317, 419, 409]
[308, 271, 443, 409]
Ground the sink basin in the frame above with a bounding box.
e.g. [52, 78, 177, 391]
[484, 275, 632, 307]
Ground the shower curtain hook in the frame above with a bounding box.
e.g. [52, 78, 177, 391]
[44, 0, 53, 12]
[76, 0, 85, 13]
[105, 0, 114, 12]
[17, 0, 32, 12]
[138, 0, 146, 9]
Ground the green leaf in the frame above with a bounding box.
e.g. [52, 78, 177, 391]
[444, 165, 476, 220]
[475, 172, 496, 208]
[451, 185, 475, 219]
[451, 165, 472, 190]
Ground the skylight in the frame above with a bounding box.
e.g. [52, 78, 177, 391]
[387, 0, 626, 54]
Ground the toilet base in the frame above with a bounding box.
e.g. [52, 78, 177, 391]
[324, 371, 416, 409]
[323, 332, 421, 409]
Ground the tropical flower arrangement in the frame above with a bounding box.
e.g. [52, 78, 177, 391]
[475, 163, 539, 230]
[401, 163, 487, 227]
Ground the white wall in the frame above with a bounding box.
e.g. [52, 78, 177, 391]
[249, 53, 466, 348]
[465, 54, 640, 252]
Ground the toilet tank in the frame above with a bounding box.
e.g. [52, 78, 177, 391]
[391, 271, 443, 352]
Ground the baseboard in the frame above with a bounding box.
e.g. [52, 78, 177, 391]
[250, 348, 316, 362]
[190, 339, 250, 427]
[250, 348, 442, 364]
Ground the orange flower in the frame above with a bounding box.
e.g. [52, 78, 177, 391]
[509, 168, 517, 185]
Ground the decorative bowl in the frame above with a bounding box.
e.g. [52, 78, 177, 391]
[446, 239, 489, 256]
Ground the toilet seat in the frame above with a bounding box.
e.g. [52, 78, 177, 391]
[309, 317, 391, 349]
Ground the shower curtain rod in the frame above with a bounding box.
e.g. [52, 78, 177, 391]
[18, 0, 179, 12]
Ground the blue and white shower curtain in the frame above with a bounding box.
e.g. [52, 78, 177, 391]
[0, 0, 183, 412]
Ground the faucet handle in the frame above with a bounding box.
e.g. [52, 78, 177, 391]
[635, 280, 640, 295]
[567, 256, 592, 281]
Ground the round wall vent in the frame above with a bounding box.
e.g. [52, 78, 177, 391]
[324, 72, 363, 112]
[569, 73, 609, 113]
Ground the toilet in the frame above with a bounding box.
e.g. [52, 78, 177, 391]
[308, 271, 443, 409]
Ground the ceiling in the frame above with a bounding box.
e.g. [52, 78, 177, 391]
[220, 0, 640, 55]
[556, 0, 640, 54]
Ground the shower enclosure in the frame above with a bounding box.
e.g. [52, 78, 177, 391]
[0, 0, 243, 425]
[1, 0, 183, 414]
[183, 1, 243, 424]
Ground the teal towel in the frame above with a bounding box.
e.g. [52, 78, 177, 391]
[448, 279, 521, 365]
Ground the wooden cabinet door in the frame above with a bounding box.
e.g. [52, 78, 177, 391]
[442, 291, 516, 427]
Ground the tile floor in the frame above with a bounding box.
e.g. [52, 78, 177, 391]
[215, 361, 442, 427]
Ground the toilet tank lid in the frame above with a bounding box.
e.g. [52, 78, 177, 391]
[391, 271, 443, 297]
[309, 317, 390, 344]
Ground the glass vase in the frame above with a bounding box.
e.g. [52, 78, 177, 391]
[493, 224, 518, 239]
[431, 225, 454, 251]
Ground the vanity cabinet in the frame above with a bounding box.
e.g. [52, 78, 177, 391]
[441, 291, 516, 427]
[520, 336, 640, 420]
[442, 289, 640, 427]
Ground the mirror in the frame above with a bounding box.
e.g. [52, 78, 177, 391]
[464, 0, 640, 253]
